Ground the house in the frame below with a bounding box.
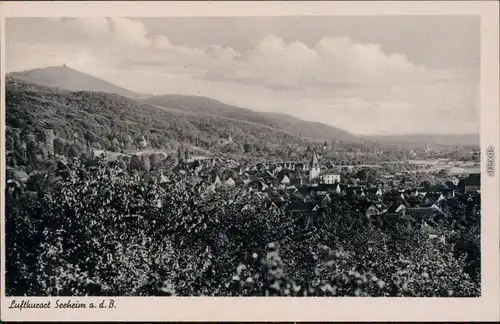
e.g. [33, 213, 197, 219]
[321, 194, 332, 206]
[295, 162, 309, 171]
[288, 201, 315, 214]
[12, 170, 29, 183]
[423, 192, 444, 205]
[206, 185, 217, 194]
[436, 193, 446, 203]
[450, 176, 460, 186]
[213, 175, 222, 186]
[385, 202, 407, 217]
[256, 163, 269, 172]
[261, 170, 277, 185]
[292, 176, 305, 186]
[220, 133, 233, 145]
[422, 221, 446, 243]
[225, 177, 236, 186]
[405, 188, 419, 197]
[283, 161, 296, 170]
[273, 164, 283, 173]
[439, 188, 456, 198]
[365, 203, 386, 218]
[461, 173, 481, 193]
[406, 204, 443, 221]
[344, 186, 364, 197]
[248, 180, 268, 191]
[312, 204, 322, 212]
[320, 171, 341, 185]
[280, 175, 291, 185]
[139, 136, 148, 149]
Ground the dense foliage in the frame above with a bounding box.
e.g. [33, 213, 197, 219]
[5, 157, 480, 297]
[5, 77, 348, 156]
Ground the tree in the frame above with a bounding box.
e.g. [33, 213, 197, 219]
[67, 145, 81, 159]
[53, 138, 65, 156]
[141, 155, 151, 172]
[421, 180, 432, 191]
[177, 146, 183, 162]
[26, 140, 38, 168]
[356, 170, 367, 181]
[129, 155, 141, 171]
[243, 141, 252, 154]
[149, 153, 163, 169]
[43, 129, 55, 157]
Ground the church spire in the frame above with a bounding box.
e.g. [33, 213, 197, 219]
[311, 149, 319, 167]
[309, 149, 321, 182]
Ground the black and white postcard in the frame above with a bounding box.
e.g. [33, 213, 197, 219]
[1, 1, 499, 322]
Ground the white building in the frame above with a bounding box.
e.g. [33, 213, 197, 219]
[139, 136, 148, 149]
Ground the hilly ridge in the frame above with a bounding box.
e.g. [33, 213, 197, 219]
[5, 77, 337, 157]
[143, 94, 354, 142]
[5, 66, 356, 149]
[5, 66, 478, 148]
[8, 65, 150, 99]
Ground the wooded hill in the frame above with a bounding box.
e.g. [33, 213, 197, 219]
[8, 65, 150, 99]
[5, 76, 355, 157]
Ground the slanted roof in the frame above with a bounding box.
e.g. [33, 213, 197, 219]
[386, 202, 406, 213]
[13, 170, 29, 181]
[422, 221, 441, 235]
[280, 175, 291, 184]
[406, 204, 443, 219]
[464, 173, 480, 186]
[288, 201, 314, 212]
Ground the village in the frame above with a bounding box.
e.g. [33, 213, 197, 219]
[98, 137, 481, 243]
[6, 129, 481, 235]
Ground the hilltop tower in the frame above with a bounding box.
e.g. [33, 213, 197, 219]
[309, 149, 321, 181]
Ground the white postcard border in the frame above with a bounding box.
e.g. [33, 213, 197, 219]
[0, 1, 498, 322]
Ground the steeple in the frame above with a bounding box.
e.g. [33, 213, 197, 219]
[309, 149, 321, 182]
[311, 149, 319, 167]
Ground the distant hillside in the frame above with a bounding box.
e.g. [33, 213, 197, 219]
[7, 66, 149, 99]
[143, 94, 355, 142]
[367, 134, 479, 146]
[5, 78, 337, 158]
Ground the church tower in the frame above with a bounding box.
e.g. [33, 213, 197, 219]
[309, 149, 321, 181]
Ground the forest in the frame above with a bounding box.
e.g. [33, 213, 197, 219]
[5, 77, 350, 157]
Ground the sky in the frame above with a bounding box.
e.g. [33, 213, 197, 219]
[5, 16, 480, 135]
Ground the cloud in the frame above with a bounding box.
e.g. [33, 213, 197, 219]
[6, 18, 479, 135]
